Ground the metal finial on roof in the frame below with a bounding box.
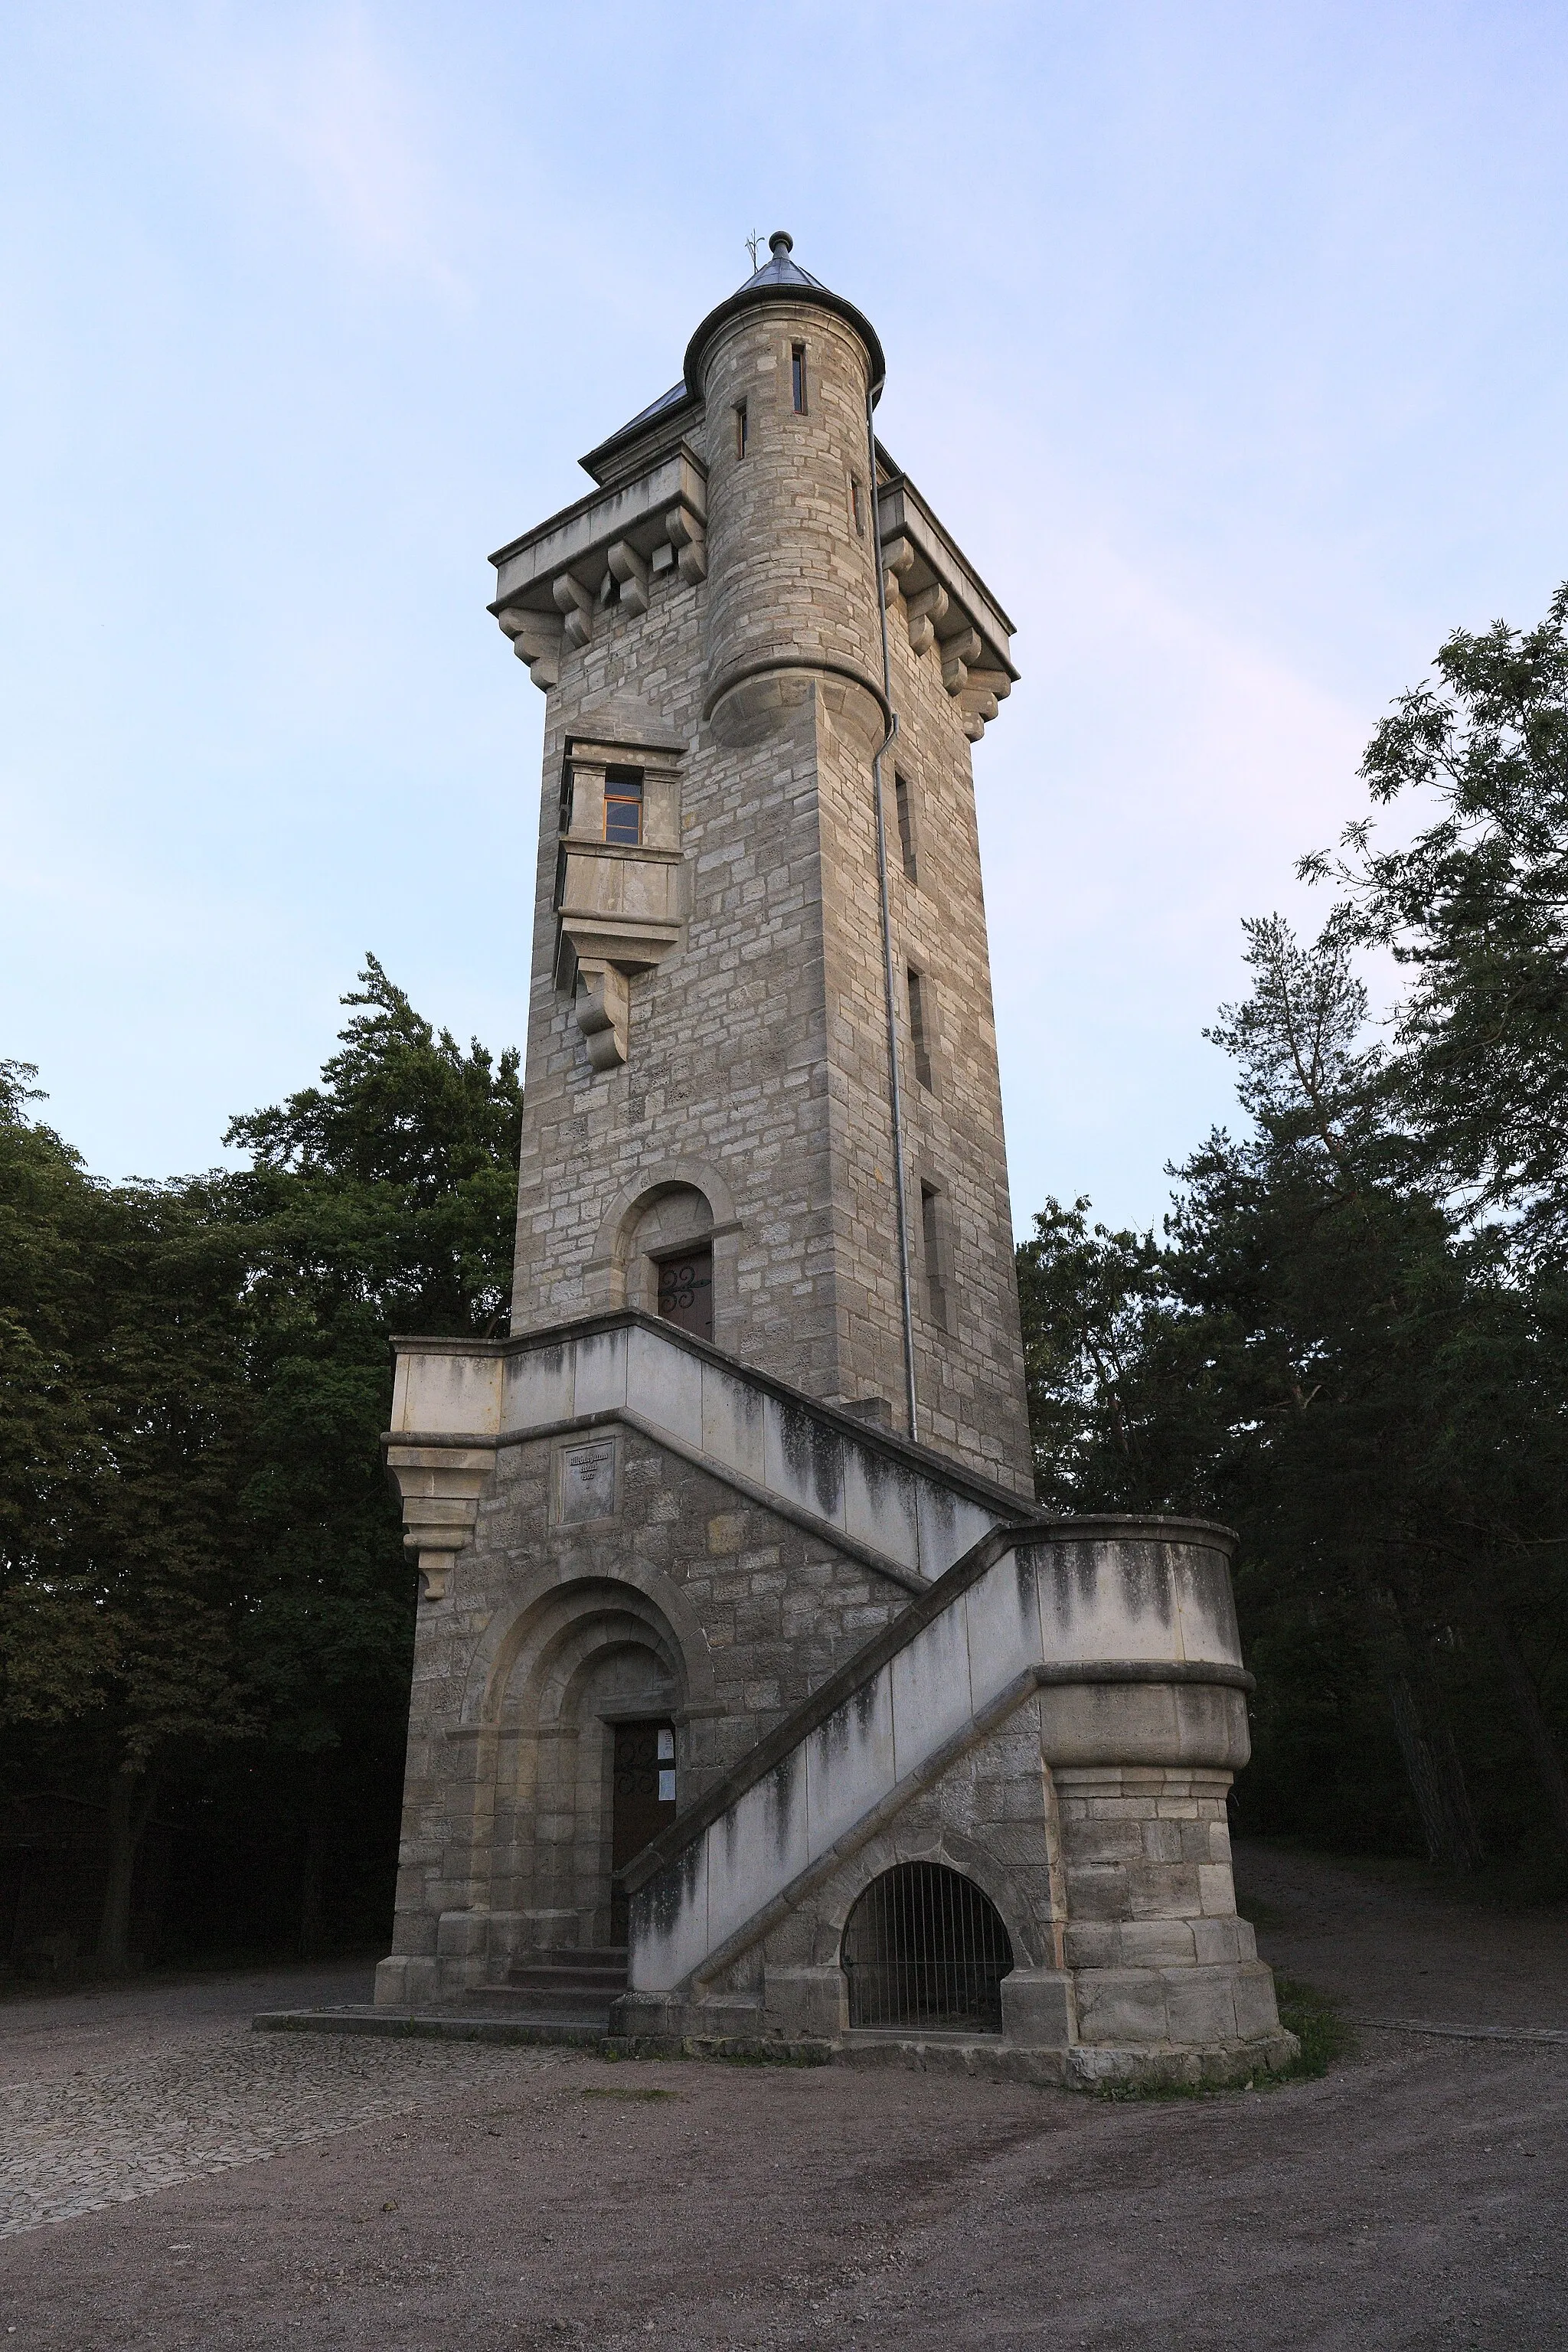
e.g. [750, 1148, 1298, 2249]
[769, 230, 793, 258]
[745, 230, 762, 270]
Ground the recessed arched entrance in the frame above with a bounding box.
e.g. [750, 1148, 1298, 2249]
[841, 1862, 1014, 2034]
[475, 1578, 692, 1955]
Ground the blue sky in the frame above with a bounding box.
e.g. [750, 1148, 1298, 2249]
[3, 2, 1566, 1233]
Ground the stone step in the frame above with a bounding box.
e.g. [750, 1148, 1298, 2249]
[507, 1946, 629, 2004]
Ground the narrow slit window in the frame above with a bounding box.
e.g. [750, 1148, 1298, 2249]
[603, 768, 644, 845]
[851, 474, 865, 534]
[792, 342, 807, 413]
[735, 400, 749, 458]
[894, 773, 917, 884]
[920, 1184, 949, 1331]
[906, 966, 933, 1091]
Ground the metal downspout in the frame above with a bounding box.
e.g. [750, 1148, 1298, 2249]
[866, 390, 920, 1443]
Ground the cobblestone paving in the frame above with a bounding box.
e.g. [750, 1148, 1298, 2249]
[0, 2017, 567, 2239]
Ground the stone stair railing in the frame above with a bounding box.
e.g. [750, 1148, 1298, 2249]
[386, 1309, 1023, 1600]
[618, 1511, 1290, 2082]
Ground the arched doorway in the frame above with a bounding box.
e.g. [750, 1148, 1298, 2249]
[480, 1581, 687, 1953]
[841, 1862, 1014, 2034]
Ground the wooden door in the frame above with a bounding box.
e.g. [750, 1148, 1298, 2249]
[609, 1720, 677, 1942]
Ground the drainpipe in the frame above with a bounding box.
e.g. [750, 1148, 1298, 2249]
[867, 388, 920, 1445]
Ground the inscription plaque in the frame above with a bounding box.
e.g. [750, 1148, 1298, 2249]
[559, 1438, 618, 1524]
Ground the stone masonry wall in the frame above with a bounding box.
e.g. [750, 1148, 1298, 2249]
[505, 287, 1032, 1490]
[815, 609, 1031, 1481]
[384, 1423, 919, 1987]
[1056, 1765, 1282, 2052]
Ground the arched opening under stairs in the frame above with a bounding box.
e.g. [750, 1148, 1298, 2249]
[841, 1862, 1014, 2034]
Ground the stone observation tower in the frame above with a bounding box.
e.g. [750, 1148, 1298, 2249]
[501, 228, 1031, 1485]
[374, 237, 1293, 2086]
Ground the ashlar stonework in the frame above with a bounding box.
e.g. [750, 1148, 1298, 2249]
[370, 234, 1294, 2087]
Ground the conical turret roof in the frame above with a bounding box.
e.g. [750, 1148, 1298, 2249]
[682, 231, 885, 402]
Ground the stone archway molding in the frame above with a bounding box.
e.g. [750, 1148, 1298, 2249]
[466, 1558, 719, 1731]
[582, 1159, 740, 1311]
[816, 1824, 1047, 1975]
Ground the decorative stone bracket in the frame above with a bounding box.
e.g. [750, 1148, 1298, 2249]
[574, 960, 632, 1072]
[385, 1442, 497, 1602]
[552, 571, 596, 648]
[607, 539, 650, 616]
[665, 501, 707, 583]
[878, 482, 1018, 741]
[489, 446, 709, 694]
[498, 608, 564, 691]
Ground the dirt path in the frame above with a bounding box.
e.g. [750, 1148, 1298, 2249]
[1233, 1841, 1568, 2036]
[1, 1852, 1564, 2349]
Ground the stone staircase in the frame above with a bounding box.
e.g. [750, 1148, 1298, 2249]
[616, 1515, 1295, 2086]
[505, 1947, 629, 2024]
[369, 1312, 1295, 2086]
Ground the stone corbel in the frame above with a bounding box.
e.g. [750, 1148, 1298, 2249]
[607, 540, 651, 617]
[497, 608, 564, 692]
[882, 535, 916, 608]
[940, 626, 984, 697]
[905, 583, 949, 657]
[574, 959, 630, 1072]
[665, 503, 708, 584]
[960, 668, 1009, 737]
[386, 1442, 498, 1602]
[553, 571, 596, 648]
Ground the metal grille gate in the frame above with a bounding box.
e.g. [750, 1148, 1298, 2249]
[841, 1862, 1013, 2034]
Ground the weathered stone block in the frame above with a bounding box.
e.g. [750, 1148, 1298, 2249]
[1073, 1969, 1169, 2046]
[764, 1965, 847, 2040]
[1119, 1918, 1198, 1968]
[1233, 1963, 1285, 2039]
[1001, 1968, 1074, 2050]
[1163, 1968, 1238, 2047]
[1065, 1864, 1130, 1920]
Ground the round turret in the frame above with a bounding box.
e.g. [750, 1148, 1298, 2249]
[686, 233, 888, 743]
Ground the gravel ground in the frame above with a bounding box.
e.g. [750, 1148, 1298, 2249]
[1, 1849, 1565, 2349]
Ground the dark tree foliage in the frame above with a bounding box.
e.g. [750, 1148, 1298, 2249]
[1019, 591, 1568, 1879]
[1303, 582, 1568, 1255]
[1, 963, 524, 1971]
[0, 1067, 254, 1965]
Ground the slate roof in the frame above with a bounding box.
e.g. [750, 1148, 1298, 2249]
[733, 230, 828, 294]
[583, 234, 885, 481]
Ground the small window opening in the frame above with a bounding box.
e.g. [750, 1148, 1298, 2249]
[791, 342, 807, 414]
[851, 474, 865, 534]
[735, 400, 749, 458]
[906, 966, 933, 1091]
[842, 1863, 1012, 2033]
[603, 768, 644, 846]
[655, 1242, 713, 1343]
[894, 773, 917, 884]
[920, 1181, 949, 1331]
